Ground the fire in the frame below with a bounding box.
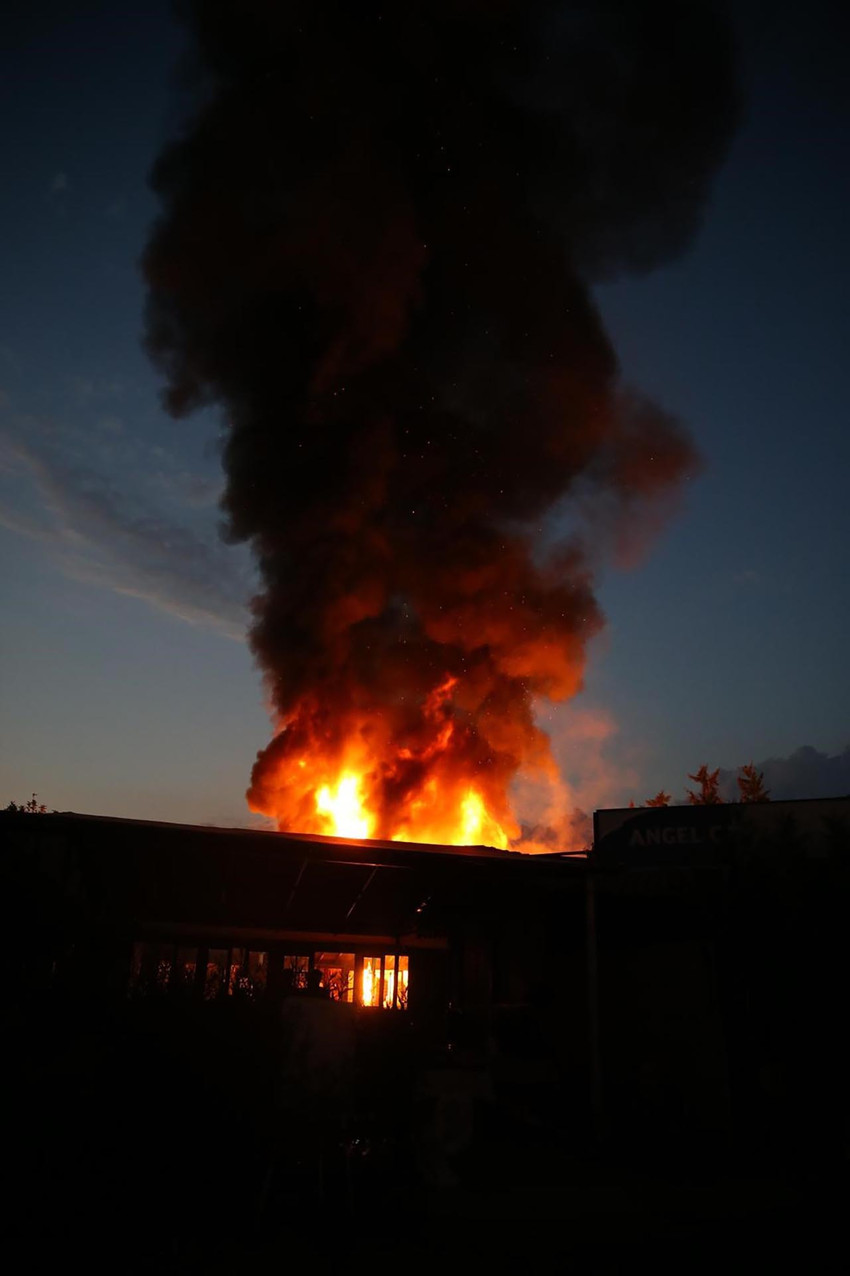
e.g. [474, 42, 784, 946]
[460, 790, 488, 843]
[360, 955, 409, 1008]
[248, 672, 520, 848]
[361, 956, 376, 1007]
[144, 0, 735, 865]
[315, 773, 373, 840]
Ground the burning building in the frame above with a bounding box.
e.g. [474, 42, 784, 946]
[3, 809, 586, 1032]
[4, 800, 848, 1257]
[5, 796, 848, 1163]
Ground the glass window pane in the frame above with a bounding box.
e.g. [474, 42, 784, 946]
[361, 956, 382, 1007]
[173, 946, 198, 996]
[154, 952, 173, 992]
[383, 955, 396, 1009]
[204, 948, 228, 1000]
[240, 950, 268, 1001]
[283, 954, 309, 991]
[313, 952, 355, 1003]
[397, 955, 409, 1010]
[128, 942, 174, 997]
[227, 947, 246, 997]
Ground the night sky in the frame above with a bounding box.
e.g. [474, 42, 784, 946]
[1, 0, 848, 829]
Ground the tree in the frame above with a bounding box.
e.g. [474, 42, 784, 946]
[645, 790, 671, 807]
[5, 793, 49, 814]
[686, 765, 722, 805]
[737, 762, 769, 803]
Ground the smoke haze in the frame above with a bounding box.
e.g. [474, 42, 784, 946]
[143, 1, 738, 842]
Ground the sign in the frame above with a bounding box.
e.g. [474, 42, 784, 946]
[592, 797, 850, 868]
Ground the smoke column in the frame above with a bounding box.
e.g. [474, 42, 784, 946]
[143, 1, 738, 846]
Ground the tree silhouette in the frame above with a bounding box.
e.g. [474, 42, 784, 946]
[686, 765, 722, 805]
[737, 762, 770, 803]
[645, 790, 671, 807]
[5, 793, 49, 814]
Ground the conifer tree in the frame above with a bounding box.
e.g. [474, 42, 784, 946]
[737, 762, 769, 803]
[686, 765, 722, 805]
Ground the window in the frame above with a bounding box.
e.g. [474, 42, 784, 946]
[204, 948, 229, 1000]
[128, 942, 198, 998]
[283, 954, 309, 991]
[360, 954, 409, 1009]
[226, 949, 269, 1001]
[313, 952, 355, 1002]
[172, 946, 198, 995]
[128, 942, 173, 996]
[227, 947, 246, 996]
[243, 950, 268, 1000]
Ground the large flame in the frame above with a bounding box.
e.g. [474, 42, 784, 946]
[315, 773, 373, 840]
[250, 674, 518, 847]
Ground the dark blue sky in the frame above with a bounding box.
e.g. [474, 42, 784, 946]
[1, 1, 847, 826]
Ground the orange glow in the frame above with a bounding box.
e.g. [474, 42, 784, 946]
[361, 956, 379, 1007]
[360, 955, 409, 1009]
[383, 956, 395, 1009]
[315, 772, 373, 840]
[248, 671, 522, 847]
[396, 955, 409, 1008]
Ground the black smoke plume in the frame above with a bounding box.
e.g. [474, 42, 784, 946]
[143, 0, 738, 841]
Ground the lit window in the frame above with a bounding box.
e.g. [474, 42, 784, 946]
[360, 954, 409, 1010]
[361, 955, 381, 1007]
[172, 946, 198, 995]
[227, 947, 246, 996]
[383, 955, 397, 1009]
[128, 941, 174, 997]
[283, 954, 309, 991]
[243, 950, 268, 1000]
[204, 948, 229, 1000]
[396, 955, 410, 1009]
[313, 952, 355, 1002]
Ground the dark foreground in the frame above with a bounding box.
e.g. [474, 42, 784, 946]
[5, 992, 846, 1273]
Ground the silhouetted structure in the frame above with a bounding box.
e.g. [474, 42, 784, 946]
[2, 799, 848, 1261]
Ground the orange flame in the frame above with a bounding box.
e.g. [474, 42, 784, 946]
[248, 671, 520, 847]
[315, 772, 373, 840]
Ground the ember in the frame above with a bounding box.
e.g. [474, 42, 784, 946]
[143, 2, 738, 846]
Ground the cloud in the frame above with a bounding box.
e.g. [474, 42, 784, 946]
[0, 423, 252, 640]
[719, 746, 850, 802]
[50, 171, 69, 194]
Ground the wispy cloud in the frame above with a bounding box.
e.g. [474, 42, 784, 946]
[50, 171, 69, 194]
[0, 416, 253, 640]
